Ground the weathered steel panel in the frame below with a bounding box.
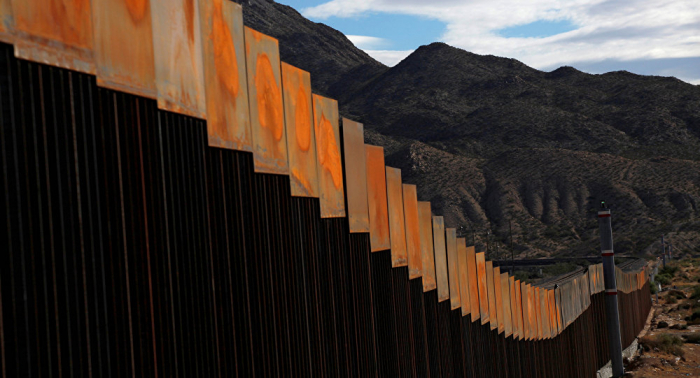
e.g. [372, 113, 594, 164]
[447, 229, 461, 310]
[314, 95, 345, 217]
[152, 0, 206, 118]
[283, 63, 317, 194]
[521, 282, 529, 340]
[0, 0, 13, 43]
[536, 287, 543, 340]
[243, 27, 290, 173]
[386, 167, 407, 266]
[12, 0, 94, 73]
[494, 266, 504, 334]
[201, 0, 252, 151]
[510, 277, 518, 338]
[92, 0, 156, 98]
[433, 216, 449, 302]
[549, 289, 557, 336]
[457, 238, 470, 316]
[402, 184, 422, 279]
[342, 118, 367, 228]
[486, 261, 498, 330]
[528, 284, 535, 340]
[515, 279, 523, 340]
[366, 145, 390, 251]
[541, 288, 550, 339]
[418, 201, 436, 292]
[502, 273, 512, 337]
[467, 247, 480, 322]
[476, 253, 489, 325]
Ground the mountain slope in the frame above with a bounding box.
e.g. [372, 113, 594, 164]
[239, 0, 700, 258]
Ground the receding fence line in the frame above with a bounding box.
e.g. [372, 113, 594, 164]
[0, 1, 651, 377]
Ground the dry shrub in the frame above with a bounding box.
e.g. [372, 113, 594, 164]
[640, 334, 685, 357]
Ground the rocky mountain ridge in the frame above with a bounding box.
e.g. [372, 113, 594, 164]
[236, 0, 700, 258]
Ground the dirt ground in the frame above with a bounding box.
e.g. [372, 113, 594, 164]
[623, 259, 700, 377]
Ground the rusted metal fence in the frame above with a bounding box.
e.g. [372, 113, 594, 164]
[0, 2, 652, 377]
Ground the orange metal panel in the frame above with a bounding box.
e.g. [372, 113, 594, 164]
[457, 238, 470, 316]
[92, 0, 156, 98]
[549, 289, 557, 336]
[386, 167, 407, 266]
[494, 266, 504, 334]
[523, 284, 528, 340]
[403, 184, 422, 279]
[12, 0, 94, 73]
[486, 261, 497, 330]
[447, 229, 461, 310]
[342, 119, 367, 228]
[314, 94, 345, 218]
[537, 287, 544, 340]
[243, 27, 289, 173]
[555, 287, 563, 333]
[510, 277, 518, 339]
[528, 284, 535, 340]
[0, 0, 14, 43]
[201, 0, 252, 151]
[467, 247, 480, 322]
[283, 64, 317, 193]
[433, 216, 449, 302]
[476, 253, 490, 325]
[366, 145, 390, 251]
[502, 273, 512, 337]
[151, 0, 206, 118]
[542, 288, 549, 339]
[418, 202, 436, 292]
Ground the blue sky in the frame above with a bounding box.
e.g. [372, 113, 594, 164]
[278, 0, 700, 85]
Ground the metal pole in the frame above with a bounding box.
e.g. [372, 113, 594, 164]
[661, 235, 666, 268]
[510, 220, 514, 273]
[598, 204, 624, 377]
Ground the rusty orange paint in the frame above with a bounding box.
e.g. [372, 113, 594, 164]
[509, 276, 518, 338]
[433, 216, 449, 302]
[520, 282, 528, 340]
[386, 167, 407, 266]
[517, 281, 525, 340]
[402, 184, 422, 279]
[282, 62, 318, 195]
[541, 288, 550, 339]
[457, 238, 470, 316]
[501, 273, 512, 337]
[92, 0, 156, 98]
[0, 0, 14, 44]
[476, 252, 489, 325]
[341, 119, 368, 228]
[486, 261, 497, 330]
[555, 287, 563, 333]
[418, 201, 436, 292]
[313, 94, 344, 218]
[467, 247, 480, 322]
[12, 0, 94, 73]
[526, 284, 534, 340]
[366, 145, 390, 251]
[536, 287, 543, 340]
[494, 266, 504, 333]
[243, 27, 289, 174]
[549, 289, 557, 336]
[151, 0, 206, 118]
[201, 0, 252, 151]
[446, 229, 460, 310]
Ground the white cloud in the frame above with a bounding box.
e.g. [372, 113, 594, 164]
[303, 0, 700, 75]
[346, 35, 390, 50]
[363, 50, 415, 66]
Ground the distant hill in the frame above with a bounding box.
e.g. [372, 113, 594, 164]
[236, 0, 700, 258]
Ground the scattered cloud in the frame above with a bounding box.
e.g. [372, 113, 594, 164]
[363, 50, 414, 66]
[346, 35, 390, 50]
[303, 0, 700, 83]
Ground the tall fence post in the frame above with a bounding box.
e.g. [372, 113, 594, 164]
[661, 235, 666, 268]
[598, 204, 624, 377]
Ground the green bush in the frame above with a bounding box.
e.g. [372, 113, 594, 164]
[684, 334, 700, 344]
[641, 334, 684, 356]
[650, 281, 658, 294]
[691, 285, 700, 299]
[656, 274, 672, 286]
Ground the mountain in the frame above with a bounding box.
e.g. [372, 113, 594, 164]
[236, 0, 700, 258]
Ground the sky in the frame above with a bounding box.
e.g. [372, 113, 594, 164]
[278, 0, 700, 85]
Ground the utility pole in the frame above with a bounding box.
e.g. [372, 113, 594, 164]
[510, 219, 514, 274]
[661, 235, 666, 268]
[598, 202, 624, 377]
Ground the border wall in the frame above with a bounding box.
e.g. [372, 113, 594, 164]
[0, 1, 651, 377]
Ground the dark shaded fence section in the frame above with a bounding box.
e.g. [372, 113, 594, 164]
[1, 43, 651, 378]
